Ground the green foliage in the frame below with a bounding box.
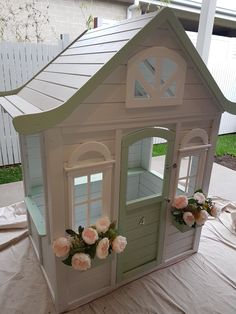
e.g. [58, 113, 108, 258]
[215, 133, 236, 157]
[0, 165, 22, 184]
[152, 143, 167, 157]
[86, 14, 94, 30]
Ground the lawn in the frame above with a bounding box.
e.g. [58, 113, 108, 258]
[0, 164, 22, 184]
[0, 134, 235, 184]
[215, 133, 236, 157]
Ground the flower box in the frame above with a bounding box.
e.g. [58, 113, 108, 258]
[172, 218, 197, 233]
[171, 190, 218, 233]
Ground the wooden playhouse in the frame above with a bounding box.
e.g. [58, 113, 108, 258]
[0, 7, 236, 313]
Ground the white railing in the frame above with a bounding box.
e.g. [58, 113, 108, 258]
[0, 35, 69, 166]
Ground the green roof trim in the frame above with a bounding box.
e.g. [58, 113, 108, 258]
[12, 7, 236, 135]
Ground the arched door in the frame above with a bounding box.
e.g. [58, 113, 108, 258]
[117, 127, 175, 282]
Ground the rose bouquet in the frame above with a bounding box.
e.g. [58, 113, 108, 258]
[52, 216, 127, 271]
[171, 190, 219, 229]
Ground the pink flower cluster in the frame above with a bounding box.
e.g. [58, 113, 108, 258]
[52, 216, 127, 271]
[172, 191, 218, 228]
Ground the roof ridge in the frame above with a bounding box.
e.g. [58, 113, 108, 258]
[86, 11, 158, 34]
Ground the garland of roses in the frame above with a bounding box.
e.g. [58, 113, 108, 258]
[52, 217, 127, 271]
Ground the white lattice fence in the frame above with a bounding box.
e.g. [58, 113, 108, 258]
[0, 106, 20, 165]
[0, 35, 69, 166]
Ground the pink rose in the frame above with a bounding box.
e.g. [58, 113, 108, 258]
[194, 192, 206, 204]
[52, 237, 71, 257]
[95, 216, 111, 233]
[71, 253, 91, 271]
[112, 236, 127, 253]
[183, 212, 195, 227]
[172, 195, 188, 209]
[196, 210, 208, 226]
[96, 238, 110, 259]
[82, 227, 98, 245]
[211, 205, 219, 218]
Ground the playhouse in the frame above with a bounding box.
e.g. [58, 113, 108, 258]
[0, 7, 236, 313]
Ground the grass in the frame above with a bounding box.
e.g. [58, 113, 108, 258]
[152, 143, 167, 156]
[153, 133, 236, 157]
[215, 133, 236, 157]
[0, 134, 235, 185]
[0, 164, 22, 184]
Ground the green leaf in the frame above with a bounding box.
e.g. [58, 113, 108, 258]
[78, 226, 84, 235]
[78, 226, 84, 233]
[188, 198, 196, 205]
[86, 244, 97, 259]
[109, 221, 116, 230]
[62, 255, 73, 266]
[66, 229, 78, 237]
[172, 210, 181, 216]
[194, 188, 203, 194]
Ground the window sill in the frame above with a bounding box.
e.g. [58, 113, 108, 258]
[25, 196, 46, 236]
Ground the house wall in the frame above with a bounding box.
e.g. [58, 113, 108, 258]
[57, 23, 221, 253]
[1, 0, 128, 43]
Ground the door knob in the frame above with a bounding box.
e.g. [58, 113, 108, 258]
[138, 216, 145, 225]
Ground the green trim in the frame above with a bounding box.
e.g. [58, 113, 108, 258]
[13, 7, 236, 135]
[25, 196, 46, 236]
[0, 89, 20, 97]
[116, 127, 175, 282]
[126, 195, 162, 211]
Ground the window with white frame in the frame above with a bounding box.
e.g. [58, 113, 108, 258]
[176, 129, 211, 196]
[73, 172, 103, 227]
[65, 142, 113, 229]
[126, 47, 186, 108]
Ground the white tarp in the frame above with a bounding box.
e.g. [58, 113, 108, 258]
[0, 200, 236, 313]
[0, 201, 28, 251]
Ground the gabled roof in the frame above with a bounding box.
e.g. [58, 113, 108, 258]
[0, 7, 236, 135]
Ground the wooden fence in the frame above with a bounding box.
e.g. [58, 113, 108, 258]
[0, 35, 69, 166]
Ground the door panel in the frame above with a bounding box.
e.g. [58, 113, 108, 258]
[117, 127, 175, 282]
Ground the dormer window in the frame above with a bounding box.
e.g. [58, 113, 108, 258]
[126, 47, 186, 108]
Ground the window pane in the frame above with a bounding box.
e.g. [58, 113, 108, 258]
[138, 57, 156, 86]
[161, 58, 177, 85]
[179, 157, 189, 178]
[90, 173, 103, 200]
[91, 173, 103, 182]
[189, 156, 199, 176]
[134, 80, 149, 98]
[90, 200, 102, 225]
[163, 81, 176, 97]
[177, 155, 199, 196]
[73, 172, 104, 228]
[74, 203, 87, 228]
[74, 176, 87, 185]
[74, 176, 88, 204]
[126, 137, 167, 203]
